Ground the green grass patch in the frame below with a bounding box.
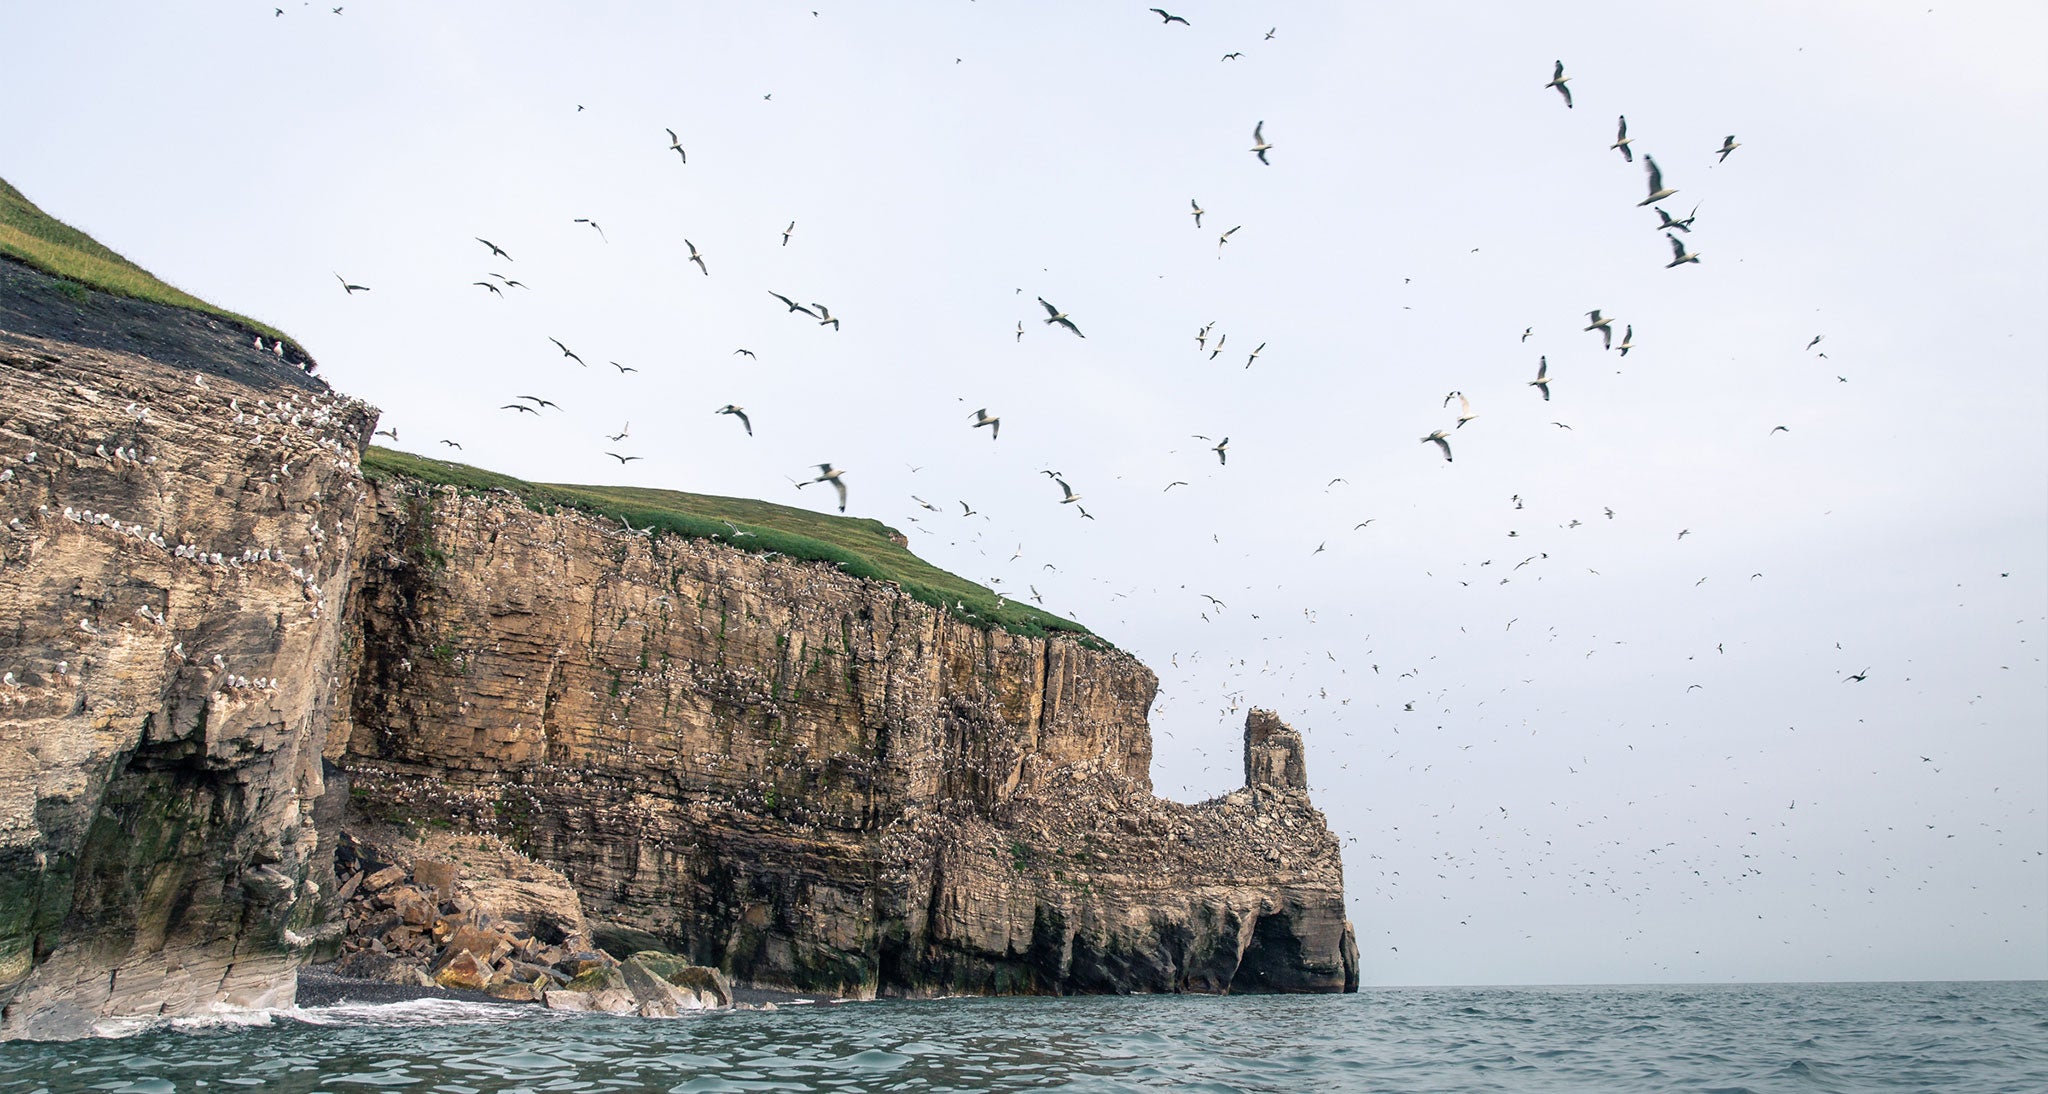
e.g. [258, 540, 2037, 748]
[0, 176, 300, 349]
[360, 446, 1101, 644]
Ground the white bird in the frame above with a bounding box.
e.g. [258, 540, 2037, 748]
[1250, 121, 1272, 164]
[1421, 430, 1453, 462]
[685, 239, 708, 276]
[812, 303, 841, 330]
[782, 220, 795, 246]
[970, 408, 1000, 440]
[1529, 356, 1552, 400]
[1189, 198, 1204, 227]
[1212, 437, 1230, 465]
[1616, 325, 1634, 356]
[1545, 60, 1572, 108]
[1037, 297, 1084, 338]
[1639, 155, 1677, 206]
[1611, 115, 1633, 161]
[1054, 477, 1083, 505]
[1716, 134, 1740, 163]
[715, 405, 752, 435]
[800, 464, 848, 511]
[1584, 310, 1616, 350]
[1446, 391, 1477, 428]
[1665, 233, 1701, 268]
[1656, 205, 1697, 233]
[665, 128, 687, 162]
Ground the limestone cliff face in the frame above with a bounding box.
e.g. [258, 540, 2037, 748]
[0, 264, 376, 1038]
[0, 260, 1355, 1037]
[336, 482, 1357, 997]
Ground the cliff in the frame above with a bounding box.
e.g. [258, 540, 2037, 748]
[0, 234, 1355, 1037]
[0, 257, 370, 1038]
[335, 483, 1356, 996]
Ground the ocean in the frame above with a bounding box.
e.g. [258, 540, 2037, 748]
[1, 981, 2042, 1093]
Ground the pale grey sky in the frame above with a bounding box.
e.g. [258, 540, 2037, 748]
[5, 1, 2042, 987]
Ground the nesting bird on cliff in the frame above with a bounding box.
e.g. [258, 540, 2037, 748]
[799, 464, 849, 511]
[969, 408, 1000, 440]
[715, 405, 752, 435]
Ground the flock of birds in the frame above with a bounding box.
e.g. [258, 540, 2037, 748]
[263, 5, 2038, 978]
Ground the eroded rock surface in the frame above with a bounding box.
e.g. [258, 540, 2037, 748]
[0, 269, 375, 1038]
[336, 482, 1358, 997]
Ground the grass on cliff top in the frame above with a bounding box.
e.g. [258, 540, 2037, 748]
[361, 446, 1101, 644]
[0, 176, 299, 349]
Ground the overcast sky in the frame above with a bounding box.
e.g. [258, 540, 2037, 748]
[4, 2, 2042, 988]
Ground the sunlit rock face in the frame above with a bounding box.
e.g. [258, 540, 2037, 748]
[0, 261, 1352, 1039]
[0, 263, 376, 1039]
[335, 481, 1357, 998]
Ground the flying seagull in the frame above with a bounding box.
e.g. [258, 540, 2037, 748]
[769, 291, 818, 318]
[1054, 477, 1082, 505]
[782, 221, 795, 246]
[799, 464, 849, 511]
[1038, 297, 1084, 337]
[1665, 233, 1701, 268]
[607, 422, 630, 441]
[812, 303, 841, 330]
[665, 128, 686, 162]
[1844, 668, 1869, 683]
[715, 405, 752, 435]
[685, 239, 708, 275]
[1221, 52, 1242, 61]
[1446, 390, 1477, 427]
[516, 395, 559, 410]
[1529, 356, 1552, 400]
[1611, 115, 1633, 161]
[1244, 342, 1264, 369]
[1218, 225, 1240, 251]
[440, 439, 462, 449]
[610, 361, 637, 373]
[475, 237, 512, 261]
[548, 337, 586, 366]
[911, 496, 941, 512]
[1521, 326, 1533, 342]
[1421, 429, 1454, 462]
[1656, 205, 1697, 233]
[373, 427, 398, 441]
[734, 348, 756, 358]
[1717, 135, 1740, 163]
[1545, 60, 1572, 108]
[1584, 310, 1615, 350]
[574, 217, 607, 241]
[1016, 321, 1024, 342]
[1639, 155, 1677, 206]
[472, 281, 503, 296]
[489, 273, 527, 288]
[1806, 334, 1825, 351]
[335, 274, 369, 294]
[1149, 8, 1190, 25]
[970, 408, 1001, 439]
[500, 404, 538, 414]
[1212, 437, 1230, 464]
[1189, 199, 1204, 228]
[1250, 120, 1272, 164]
[959, 500, 978, 517]
[1616, 324, 1634, 356]
[605, 452, 642, 464]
